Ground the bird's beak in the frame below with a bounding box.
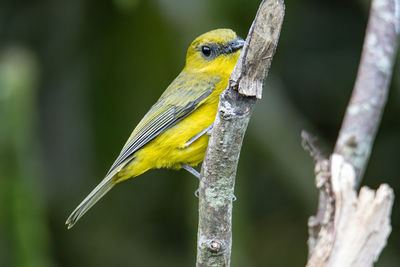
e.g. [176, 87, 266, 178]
[221, 38, 246, 55]
[229, 38, 245, 52]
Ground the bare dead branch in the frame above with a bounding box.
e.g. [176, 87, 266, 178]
[306, 0, 399, 265]
[334, 0, 400, 186]
[307, 155, 394, 267]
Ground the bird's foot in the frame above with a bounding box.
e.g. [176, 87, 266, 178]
[181, 164, 200, 179]
[182, 163, 236, 201]
[184, 123, 214, 148]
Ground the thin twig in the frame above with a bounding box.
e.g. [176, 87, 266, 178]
[301, 130, 326, 163]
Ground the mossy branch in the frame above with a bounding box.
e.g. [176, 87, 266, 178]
[195, 1, 285, 266]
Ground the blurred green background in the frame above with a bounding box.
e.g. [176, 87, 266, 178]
[0, 0, 399, 266]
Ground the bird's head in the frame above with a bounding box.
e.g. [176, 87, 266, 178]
[184, 29, 245, 74]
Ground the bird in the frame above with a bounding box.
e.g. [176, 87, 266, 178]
[66, 29, 245, 229]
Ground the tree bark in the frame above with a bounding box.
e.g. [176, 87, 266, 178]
[195, 0, 285, 266]
[334, 0, 400, 186]
[305, 0, 399, 266]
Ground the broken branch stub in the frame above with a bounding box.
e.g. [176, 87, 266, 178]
[230, 0, 285, 99]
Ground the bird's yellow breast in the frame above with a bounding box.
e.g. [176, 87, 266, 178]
[116, 77, 227, 182]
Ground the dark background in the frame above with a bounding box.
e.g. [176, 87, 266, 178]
[0, 0, 399, 266]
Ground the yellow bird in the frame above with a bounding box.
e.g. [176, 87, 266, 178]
[66, 29, 244, 229]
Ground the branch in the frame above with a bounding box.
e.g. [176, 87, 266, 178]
[196, 0, 285, 266]
[307, 154, 394, 267]
[306, 0, 399, 265]
[334, 0, 400, 186]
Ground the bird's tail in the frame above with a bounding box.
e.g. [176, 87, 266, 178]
[66, 173, 116, 229]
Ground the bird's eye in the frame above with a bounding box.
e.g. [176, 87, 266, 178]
[201, 46, 212, 57]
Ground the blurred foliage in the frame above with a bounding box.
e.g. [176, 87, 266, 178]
[0, 0, 399, 266]
[0, 48, 51, 267]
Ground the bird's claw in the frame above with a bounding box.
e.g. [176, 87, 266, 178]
[184, 124, 214, 148]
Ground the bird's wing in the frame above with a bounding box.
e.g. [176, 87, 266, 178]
[106, 71, 221, 175]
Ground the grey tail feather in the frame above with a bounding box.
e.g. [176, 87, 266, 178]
[66, 175, 115, 229]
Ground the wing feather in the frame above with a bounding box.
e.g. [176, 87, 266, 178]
[106, 72, 221, 175]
